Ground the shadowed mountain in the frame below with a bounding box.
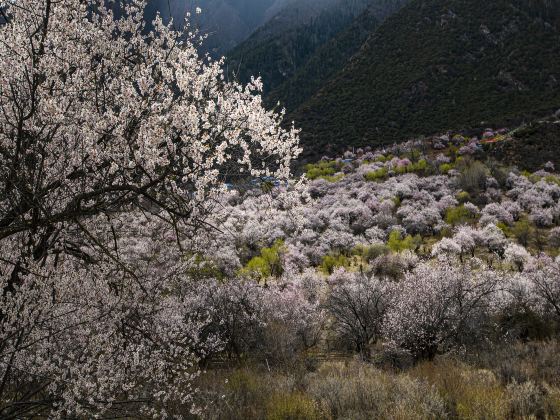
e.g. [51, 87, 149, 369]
[290, 0, 560, 159]
[225, 0, 383, 94]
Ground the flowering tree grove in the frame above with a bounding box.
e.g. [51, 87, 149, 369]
[0, 0, 300, 417]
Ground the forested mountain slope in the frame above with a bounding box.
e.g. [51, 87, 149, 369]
[226, 0, 374, 94]
[292, 0, 560, 159]
[266, 0, 410, 112]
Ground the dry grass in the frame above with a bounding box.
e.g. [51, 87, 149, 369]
[193, 342, 560, 419]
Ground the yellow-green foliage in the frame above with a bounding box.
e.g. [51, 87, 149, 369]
[395, 159, 429, 175]
[545, 175, 560, 186]
[305, 161, 341, 180]
[445, 205, 477, 226]
[521, 170, 544, 184]
[439, 163, 454, 174]
[240, 240, 284, 281]
[456, 191, 471, 203]
[364, 167, 388, 181]
[320, 253, 351, 275]
[412, 158, 428, 173]
[352, 243, 390, 262]
[395, 164, 408, 175]
[411, 360, 509, 420]
[388, 230, 421, 252]
[266, 393, 320, 420]
[321, 173, 345, 183]
[407, 148, 422, 162]
[376, 154, 389, 162]
[496, 221, 509, 234]
[510, 217, 534, 247]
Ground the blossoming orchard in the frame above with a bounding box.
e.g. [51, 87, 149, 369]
[0, 0, 300, 416]
[2, 0, 560, 418]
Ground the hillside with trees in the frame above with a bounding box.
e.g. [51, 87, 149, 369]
[225, 0, 373, 94]
[2, 0, 560, 418]
[292, 0, 560, 159]
[265, 0, 410, 112]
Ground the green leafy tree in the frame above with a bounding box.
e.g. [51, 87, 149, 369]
[240, 240, 285, 281]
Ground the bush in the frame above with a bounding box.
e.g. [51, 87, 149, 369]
[266, 393, 320, 420]
[411, 158, 429, 174]
[545, 174, 560, 186]
[457, 161, 489, 195]
[320, 253, 351, 275]
[511, 217, 534, 247]
[307, 361, 447, 419]
[473, 341, 560, 387]
[411, 360, 508, 420]
[305, 161, 341, 180]
[440, 163, 454, 174]
[445, 205, 477, 226]
[387, 230, 421, 253]
[455, 190, 471, 203]
[371, 252, 418, 280]
[506, 380, 546, 419]
[364, 167, 388, 181]
[240, 240, 285, 281]
[352, 243, 390, 262]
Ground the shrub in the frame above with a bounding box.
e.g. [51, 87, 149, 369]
[456, 190, 471, 203]
[364, 167, 388, 181]
[506, 380, 546, 419]
[387, 230, 421, 253]
[511, 217, 534, 247]
[486, 159, 511, 188]
[320, 253, 351, 275]
[545, 174, 560, 186]
[352, 243, 390, 262]
[371, 251, 419, 280]
[457, 161, 489, 195]
[411, 360, 508, 420]
[240, 240, 285, 281]
[266, 393, 320, 420]
[321, 173, 345, 183]
[445, 205, 477, 226]
[305, 161, 341, 180]
[411, 158, 429, 174]
[440, 163, 454, 174]
[307, 362, 447, 419]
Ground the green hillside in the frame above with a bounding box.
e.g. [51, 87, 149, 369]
[292, 0, 560, 158]
[265, 8, 380, 112]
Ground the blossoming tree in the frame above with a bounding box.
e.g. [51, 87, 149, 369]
[0, 0, 300, 417]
